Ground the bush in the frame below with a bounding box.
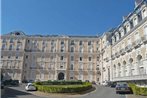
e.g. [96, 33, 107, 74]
[129, 83, 147, 96]
[35, 80, 83, 85]
[34, 81, 92, 93]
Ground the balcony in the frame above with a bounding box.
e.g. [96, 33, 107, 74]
[133, 39, 142, 49]
[141, 36, 147, 44]
[115, 52, 120, 58]
[120, 49, 126, 55]
[112, 74, 147, 81]
[125, 44, 132, 52]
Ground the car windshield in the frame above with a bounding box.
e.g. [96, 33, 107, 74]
[117, 83, 128, 87]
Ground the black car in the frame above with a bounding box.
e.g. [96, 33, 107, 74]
[115, 82, 131, 94]
[10, 80, 19, 86]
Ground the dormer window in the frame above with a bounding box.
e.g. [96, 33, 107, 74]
[10, 38, 14, 43]
[126, 24, 130, 32]
[133, 17, 138, 26]
[2, 39, 6, 43]
[142, 8, 147, 18]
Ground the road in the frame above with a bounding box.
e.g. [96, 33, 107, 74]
[2, 85, 126, 98]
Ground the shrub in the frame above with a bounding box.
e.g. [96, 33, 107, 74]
[129, 83, 147, 96]
[34, 81, 92, 93]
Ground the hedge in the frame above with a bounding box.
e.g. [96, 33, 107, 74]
[35, 80, 83, 85]
[34, 82, 92, 93]
[129, 83, 147, 96]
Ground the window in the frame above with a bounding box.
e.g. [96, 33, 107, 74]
[79, 47, 83, 53]
[97, 57, 99, 61]
[70, 77, 73, 79]
[16, 45, 21, 50]
[71, 47, 74, 52]
[126, 24, 130, 32]
[88, 41, 91, 45]
[70, 64, 74, 70]
[61, 41, 64, 45]
[28, 40, 30, 43]
[8, 56, 11, 59]
[71, 40, 74, 45]
[79, 41, 83, 45]
[2, 44, 5, 50]
[142, 9, 147, 18]
[2, 39, 6, 43]
[16, 56, 18, 59]
[61, 46, 64, 52]
[71, 56, 74, 61]
[10, 38, 13, 43]
[1, 56, 3, 58]
[60, 56, 64, 61]
[26, 55, 28, 59]
[80, 57, 82, 61]
[89, 57, 92, 61]
[9, 44, 13, 50]
[51, 40, 54, 45]
[133, 17, 138, 26]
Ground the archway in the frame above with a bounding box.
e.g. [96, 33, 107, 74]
[58, 72, 64, 80]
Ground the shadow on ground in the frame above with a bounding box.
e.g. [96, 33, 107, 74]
[1, 87, 32, 98]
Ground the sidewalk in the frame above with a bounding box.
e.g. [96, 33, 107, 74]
[127, 95, 147, 98]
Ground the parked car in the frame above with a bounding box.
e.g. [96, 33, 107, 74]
[102, 81, 108, 86]
[0, 81, 4, 89]
[25, 83, 37, 91]
[107, 81, 117, 88]
[10, 80, 19, 86]
[115, 82, 131, 94]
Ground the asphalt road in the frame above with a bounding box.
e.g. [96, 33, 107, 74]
[1, 85, 126, 98]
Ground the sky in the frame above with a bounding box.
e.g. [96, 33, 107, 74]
[2, 0, 135, 36]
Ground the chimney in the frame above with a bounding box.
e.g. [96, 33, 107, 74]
[135, 0, 143, 7]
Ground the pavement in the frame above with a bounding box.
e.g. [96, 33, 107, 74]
[1, 84, 147, 98]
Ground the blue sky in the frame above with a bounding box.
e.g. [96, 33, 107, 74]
[2, 0, 135, 36]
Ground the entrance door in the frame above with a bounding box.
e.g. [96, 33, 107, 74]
[58, 72, 64, 80]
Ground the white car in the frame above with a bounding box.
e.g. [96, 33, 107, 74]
[102, 81, 108, 86]
[25, 83, 37, 91]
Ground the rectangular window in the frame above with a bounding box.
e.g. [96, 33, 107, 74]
[71, 56, 74, 61]
[61, 56, 64, 61]
[79, 41, 82, 45]
[88, 41, 91, 45]
[89, 57, 92, 61]
[80, 57, 82, 61]
[26, 55, 28, 59]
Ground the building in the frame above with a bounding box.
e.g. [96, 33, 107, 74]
[100, 0, 147, 85]
[1, 0, 147, 84]
[0, 32, 100, 82]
